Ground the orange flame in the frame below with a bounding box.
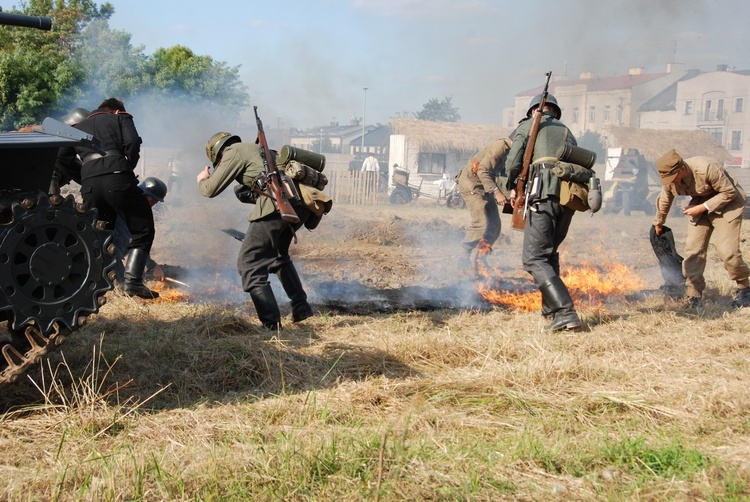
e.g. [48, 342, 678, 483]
[476, 260, 643, 312]
[151, 282, 192, 303]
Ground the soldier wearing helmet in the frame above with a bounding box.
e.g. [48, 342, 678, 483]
[57, 97, 159, 299]
[112, 177, 168, 284]
[505, 92, 582, 331]
[49, 107, 91, 196]
[197, 132, 315, 330]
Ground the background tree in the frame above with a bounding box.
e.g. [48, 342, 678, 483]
[577, 130, 606, 163]
[416, 96, 461, 122]
[0, 1, 248, 130]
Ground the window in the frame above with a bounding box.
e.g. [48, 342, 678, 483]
[717, 99, 724, 120]
[684, 100, 693, 115]
[588, 106, 596, 122]
[706, 127, 722, 144]
[731, 131, 742, 150]
[736, 98, 744, 112]
[603, 106, 611, 122]
[417, 152, 446, 175]
[571, 107, 579, 124]
[616, 105, 623, 124]
[704, 100, 712, 121]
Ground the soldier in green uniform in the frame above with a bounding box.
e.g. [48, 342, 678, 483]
[456, 138, 512, 270]
[197, 132, 314, 330]
[654, 149, 750, 308]
[505, 94, 582, 331]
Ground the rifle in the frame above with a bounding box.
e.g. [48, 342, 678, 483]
[510, 71, 552, 231]
[254, 106, 300, 223]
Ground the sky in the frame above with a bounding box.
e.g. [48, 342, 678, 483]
[100, 0, 750, 130]
[5, 0, 750, 130]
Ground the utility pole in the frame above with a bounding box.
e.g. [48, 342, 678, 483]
[361, 87, 368, 156]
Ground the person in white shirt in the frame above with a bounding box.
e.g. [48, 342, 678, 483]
[361, 153, 380, 172]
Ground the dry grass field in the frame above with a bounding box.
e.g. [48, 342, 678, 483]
[2, 193, 750, 501]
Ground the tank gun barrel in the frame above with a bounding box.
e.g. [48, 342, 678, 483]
[0, 12, 52, 30]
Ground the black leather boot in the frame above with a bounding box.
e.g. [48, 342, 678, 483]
[249, 284, 282, 330]
[539, 276, 581, 331]
[277, 265, 314, 322]
[123, 248, 159, 299]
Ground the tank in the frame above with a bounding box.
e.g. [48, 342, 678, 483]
[0, 13, 116, 388]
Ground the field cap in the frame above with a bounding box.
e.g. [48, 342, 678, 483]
[657, 149, 683, 185]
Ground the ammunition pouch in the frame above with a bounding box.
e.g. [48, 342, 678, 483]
[559, 180, 590, 212]
[298, 183, 333, 230]
[234, 183, 258, 204]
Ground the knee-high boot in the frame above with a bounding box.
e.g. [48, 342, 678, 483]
[249, 284, 282, 330]
[539, 275, 581, 331]
[124, 248, 159, 299]
[277, 265, 314, 322]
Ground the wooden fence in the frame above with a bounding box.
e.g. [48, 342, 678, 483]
[327, 170, 381, 205]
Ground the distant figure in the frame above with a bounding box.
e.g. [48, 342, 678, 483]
[167, 157, 182, 197]
[361, 153, 380, 173]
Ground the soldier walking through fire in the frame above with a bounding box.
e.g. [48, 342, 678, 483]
[456, 137, 512, 272]
[506, 93, 587, 331]
[197, 132, 316, 330]
[653, 149, 750, 309]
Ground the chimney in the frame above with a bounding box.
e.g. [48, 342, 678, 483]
[666, 62, 685, 73]
[628, 67, 644, 76]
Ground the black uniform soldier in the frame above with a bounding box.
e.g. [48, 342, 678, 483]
[197, 132, 314, 330]
[505, 93, 581, 331]
[49, 107, 89, 196]
[58, 98, 158, 299]
[456, 138, 512, 270]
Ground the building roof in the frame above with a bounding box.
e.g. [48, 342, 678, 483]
[517, 72, 669, 98]
[349, 124, 391, 147]
[604, 126, 734, 163]
[391, 119, 513, 153]
[639, 69, 703, 112]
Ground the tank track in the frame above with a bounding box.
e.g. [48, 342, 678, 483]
[0, 193, 116, 388]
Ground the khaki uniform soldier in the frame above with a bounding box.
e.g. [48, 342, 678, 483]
[457, 138, 512, 268]
[654, 149, 750, 308]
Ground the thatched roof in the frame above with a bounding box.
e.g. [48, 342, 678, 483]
[604, 126, 734, 164]
[391, 119, 514, 153]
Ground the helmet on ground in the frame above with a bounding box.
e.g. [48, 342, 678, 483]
[526, 93, 561, 119]
[139, 177, 167, 202]
[206, 132, 241, 166]
[61, 107, 91, 125]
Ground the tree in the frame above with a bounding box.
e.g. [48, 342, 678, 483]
[416, 97, 460, 122]
[577, 130, 606, 163]
[0, 1, 248, 130]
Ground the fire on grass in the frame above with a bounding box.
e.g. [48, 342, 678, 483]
[148, 269, 246, 304]
[474, 246, 643, 312]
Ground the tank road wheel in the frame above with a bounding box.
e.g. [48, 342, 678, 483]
[0, 194, 115, 388]
[390, 187, 412, 205]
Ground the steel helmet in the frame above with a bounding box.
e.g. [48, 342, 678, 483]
[61, 107, 91, 125]
[139, 177, 167, 202]
[206, 132, 241, 166]
[526, 93, 561, 120]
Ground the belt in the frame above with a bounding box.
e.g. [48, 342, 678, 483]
[81, 150, 124, 163]
[533, 162, 556, 169]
